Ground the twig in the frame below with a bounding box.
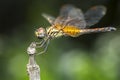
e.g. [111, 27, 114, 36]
[27, 42, 40, 80]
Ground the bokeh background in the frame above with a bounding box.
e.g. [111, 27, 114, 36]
[0, 0, 120, 80]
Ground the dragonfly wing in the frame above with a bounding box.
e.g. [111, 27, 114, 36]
[42, 13, 55, 24]
[84, 5, 107, 27]
[66, 6, 86, 28]
[54, 5, 74, 24]
[54, 5, 86, 28]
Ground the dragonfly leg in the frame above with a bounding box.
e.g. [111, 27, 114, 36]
[36, 39, 50, 55]
[35, 39, 44, 45]
[80, 27, 116, 35]
[35, 39, 48, 48]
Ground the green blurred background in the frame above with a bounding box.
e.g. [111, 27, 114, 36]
[0, 0, 120, 80]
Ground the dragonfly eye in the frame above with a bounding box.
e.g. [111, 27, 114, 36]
[35, 27, 46, 39]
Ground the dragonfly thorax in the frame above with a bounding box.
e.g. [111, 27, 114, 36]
[46, 26, 64, 38]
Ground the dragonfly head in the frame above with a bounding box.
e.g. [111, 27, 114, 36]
[35, 27, 47, 39]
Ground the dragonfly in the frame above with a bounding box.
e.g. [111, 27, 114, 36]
[35, 4, 116, 55]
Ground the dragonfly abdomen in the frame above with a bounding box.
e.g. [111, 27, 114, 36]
[62, 26, 81, 37]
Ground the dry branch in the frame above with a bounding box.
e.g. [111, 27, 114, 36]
[27, 42, 40, 80]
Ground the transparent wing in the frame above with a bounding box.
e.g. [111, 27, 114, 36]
[54, 5, 86, 28]
[84, 5, 107, 27]
[42, 13, 55, 24]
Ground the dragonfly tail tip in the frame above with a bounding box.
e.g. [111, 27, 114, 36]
[107, 27, 117, 31]
[110, 27, 117, 31]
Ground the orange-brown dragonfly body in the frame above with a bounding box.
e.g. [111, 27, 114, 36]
[35, 4, 116, 54]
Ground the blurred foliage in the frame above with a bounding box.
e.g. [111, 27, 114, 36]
[0, 0, 120, 80]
